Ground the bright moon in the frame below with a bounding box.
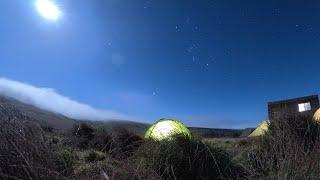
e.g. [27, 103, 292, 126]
[35, 0, 62, 20]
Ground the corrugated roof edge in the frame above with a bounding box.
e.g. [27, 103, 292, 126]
[268, 95, 319, 105]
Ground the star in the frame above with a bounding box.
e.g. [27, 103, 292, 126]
[143, 0, 151, 9]
[175, 25, 181, 32]
[272, 8, 281, 16]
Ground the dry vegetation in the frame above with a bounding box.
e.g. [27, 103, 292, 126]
[1, 113, 320, 179]
[0, 118, 65, 179]
[243, 113, 320, 179]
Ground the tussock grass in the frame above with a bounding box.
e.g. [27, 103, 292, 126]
[5, 115, 320, 180]
[0, 119, 66, 179]
[0, 120, 249, 180]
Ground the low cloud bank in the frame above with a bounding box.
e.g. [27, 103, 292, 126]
[0, 77, 130, 121]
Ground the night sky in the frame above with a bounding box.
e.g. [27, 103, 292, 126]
[1, 0, 320, 128]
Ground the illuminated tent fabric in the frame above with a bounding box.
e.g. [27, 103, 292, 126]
[248, 120, 270, 137]
[145, 118, 191, 140]
[313, 108, 320, 122]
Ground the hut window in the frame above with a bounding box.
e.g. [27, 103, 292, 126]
[298, 102, 311, 112]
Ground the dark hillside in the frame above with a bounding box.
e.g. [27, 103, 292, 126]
[91, 120, 150, 136]
[189, 127, 244, 138]
[0, 95, 76, 129]
[92, 122, 246, 138]
[0, 95, 247, 138]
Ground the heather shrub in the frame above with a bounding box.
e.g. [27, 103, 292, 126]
[53, 148, 77, 177]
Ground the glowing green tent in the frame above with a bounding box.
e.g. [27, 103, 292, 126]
[248, 120, 270, 137]
[145, 118, 192, 141]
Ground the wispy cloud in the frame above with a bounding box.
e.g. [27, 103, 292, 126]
[0, 77, 131, 121]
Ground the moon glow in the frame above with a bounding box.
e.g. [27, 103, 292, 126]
[35, 0, 62, 21]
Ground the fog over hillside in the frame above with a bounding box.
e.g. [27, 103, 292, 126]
[0, 77, 131, 121]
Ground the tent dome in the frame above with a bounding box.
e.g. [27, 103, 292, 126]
[145, 118, 191, 141]
[313, 108, 320, 122]
[248, 120, 270, 137]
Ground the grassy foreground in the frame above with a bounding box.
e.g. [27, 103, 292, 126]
[1, 113, 320, 179]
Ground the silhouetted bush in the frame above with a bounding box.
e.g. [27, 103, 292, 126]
[89, 128, 113, 152]
[70, 123, 116, 152]
[0, 119, 63, 179]
[51, 136, 59, 144]
[232, 132, 241, 138]
[109, 127, 143, 158]
[41, 125, 54, 133]
[84, 150, 106, 163]
[132, 135, 247, 180]
[245, 113, 320, 179]
[72, 123, 95, 148]
[1, 119, 261, 179]
[53, 148, 77, 177]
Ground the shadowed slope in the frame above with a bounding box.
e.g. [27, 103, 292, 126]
[0, 95, 76, 129]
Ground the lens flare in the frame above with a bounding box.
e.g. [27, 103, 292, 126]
[35, 0, 62, 20]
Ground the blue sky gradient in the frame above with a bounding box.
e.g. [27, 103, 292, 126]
[1, 0, 320, 128]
